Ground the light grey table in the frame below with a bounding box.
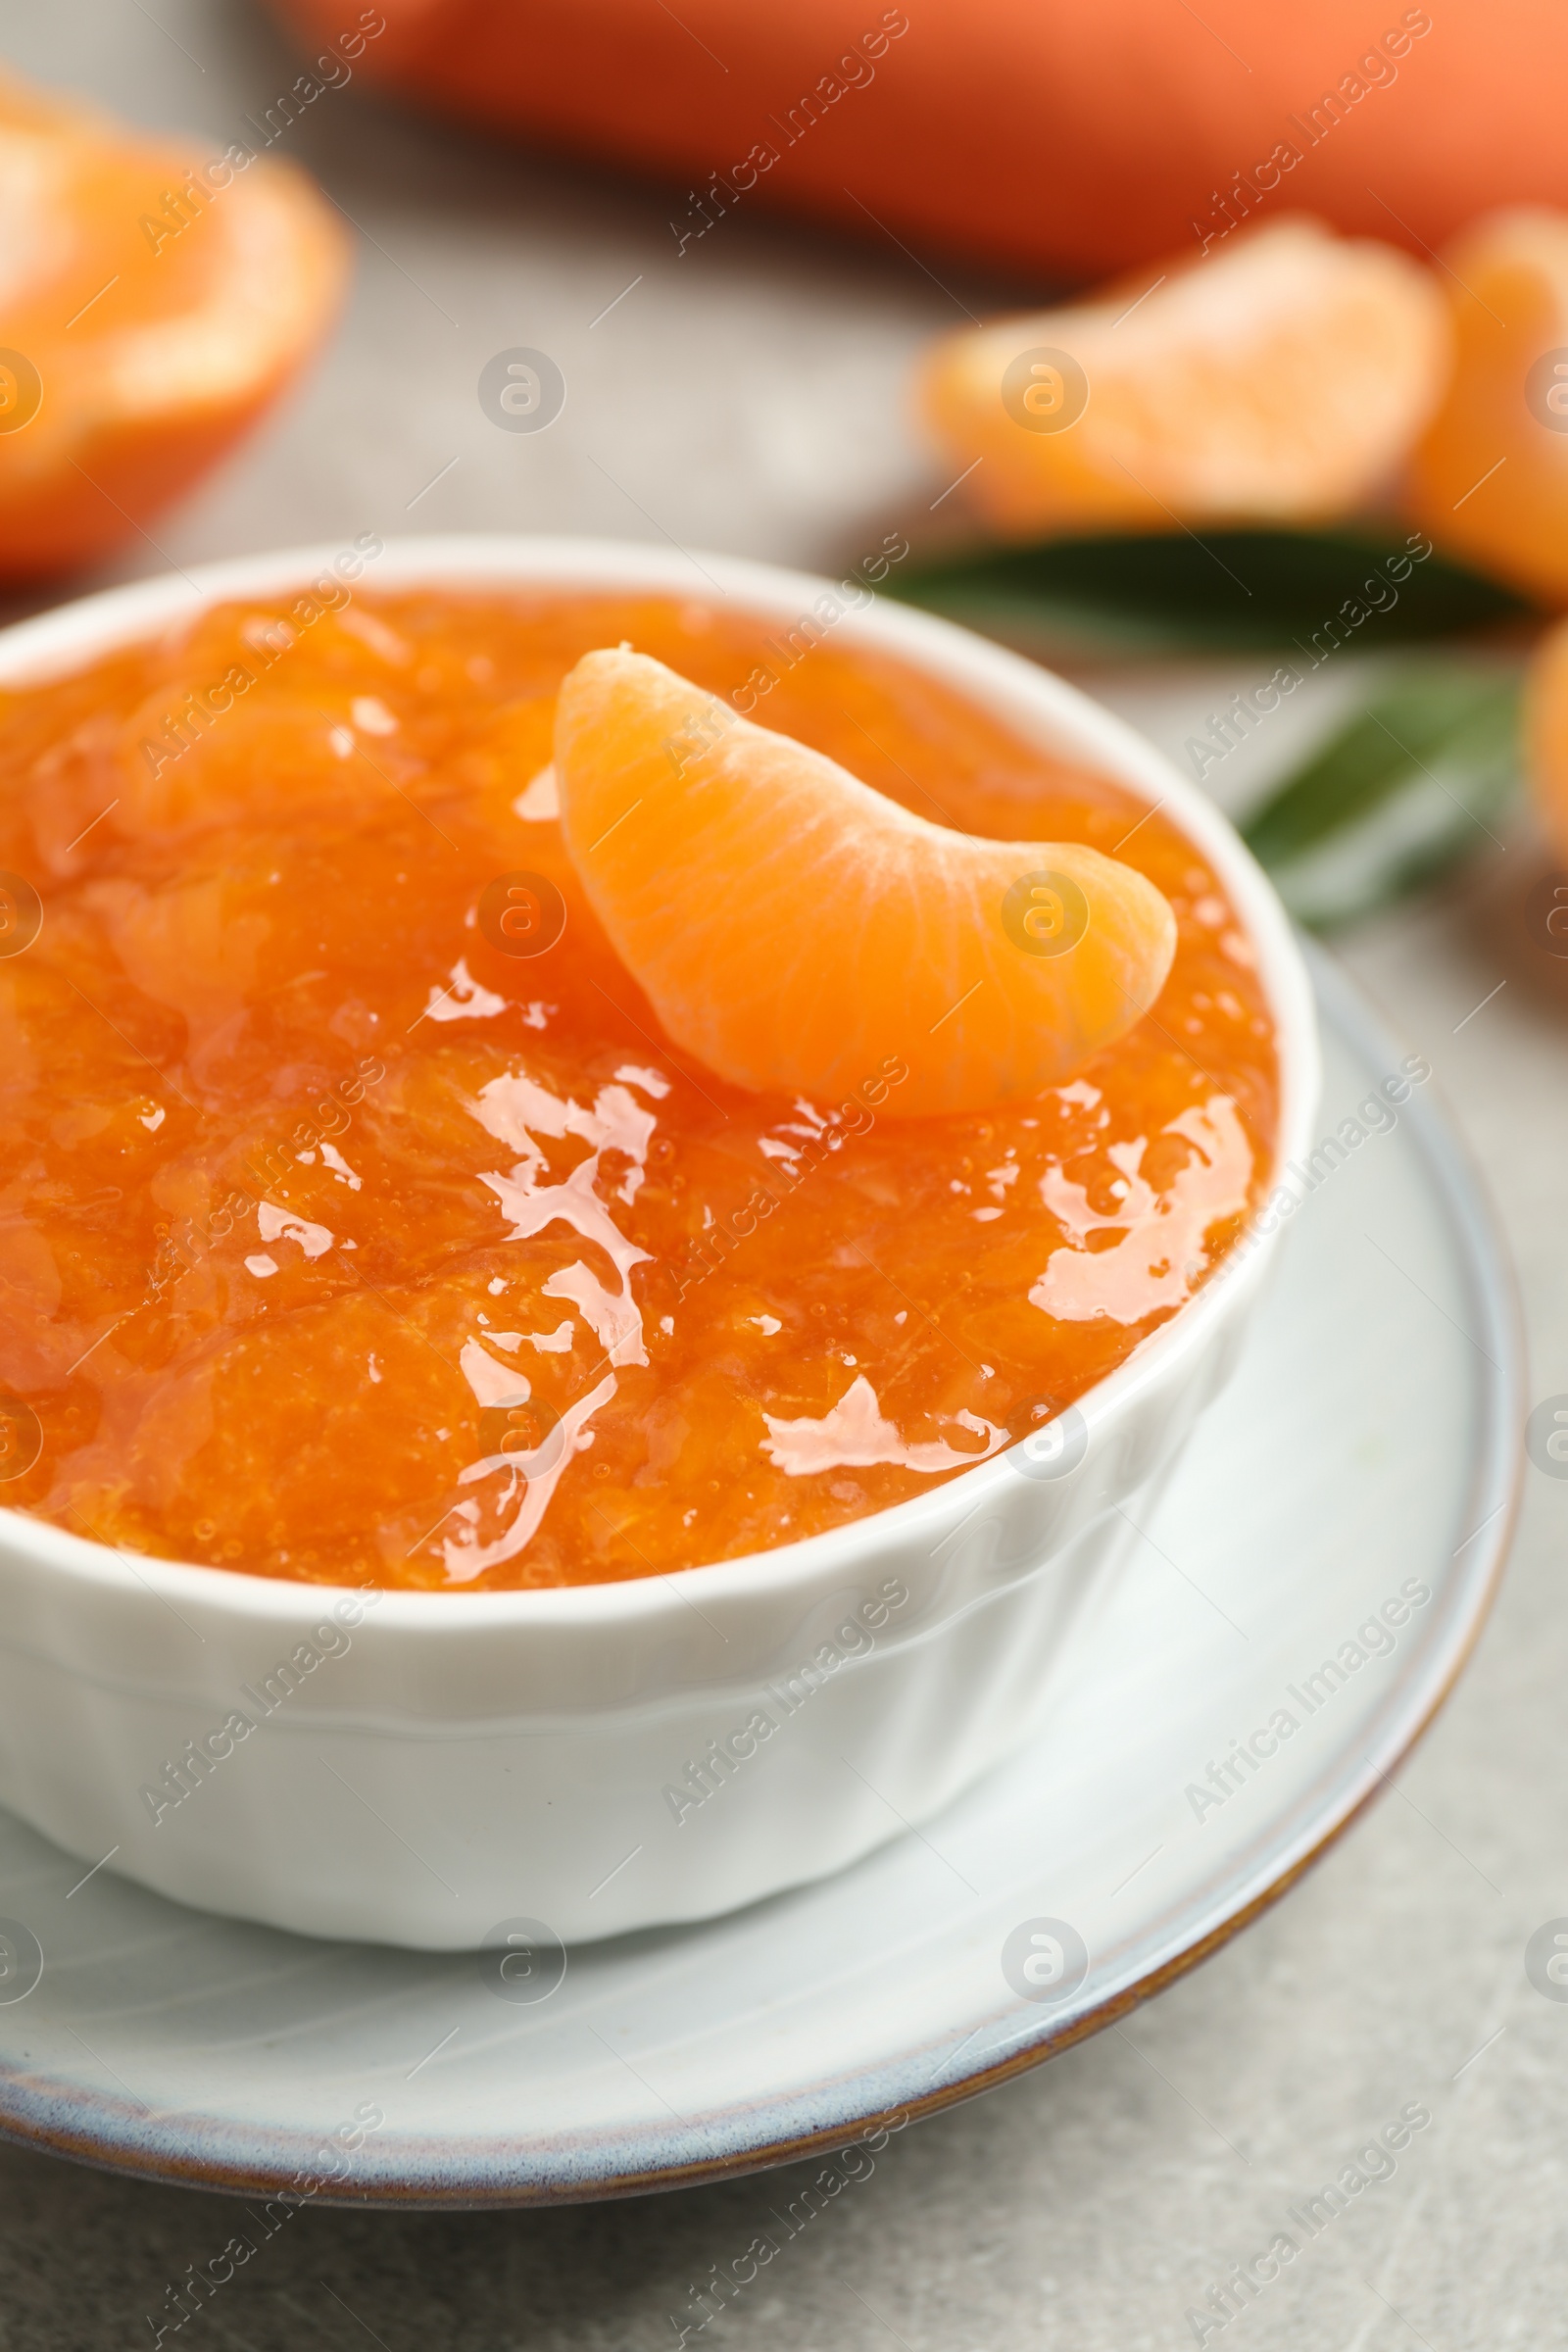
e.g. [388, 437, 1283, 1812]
[1, 8, 1564, 2346]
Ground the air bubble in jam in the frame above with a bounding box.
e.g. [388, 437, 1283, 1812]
[0, 591, 1278, 1590]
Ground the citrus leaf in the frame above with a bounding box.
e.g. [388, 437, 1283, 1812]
[891, 527, 1531, 656]
[1242, 670, 1521, 928]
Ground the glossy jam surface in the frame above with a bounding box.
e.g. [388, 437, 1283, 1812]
[0, 590, 1277, 1590]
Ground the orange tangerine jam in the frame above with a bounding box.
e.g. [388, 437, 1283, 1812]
[0, 590, 1277, 1591]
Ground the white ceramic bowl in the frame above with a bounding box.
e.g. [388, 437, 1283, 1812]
[0, 536, 1319, 1950]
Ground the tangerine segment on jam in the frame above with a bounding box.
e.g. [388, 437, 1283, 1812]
[0, 591, 1278, 1592]
[555, 648, 1176, 1118]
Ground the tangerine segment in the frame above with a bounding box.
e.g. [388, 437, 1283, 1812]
[554, 649, 1177, 1119]
[919, 216, 1450, 539]
[0, 69, 348, 581]
[1406, 209, 1568, 604]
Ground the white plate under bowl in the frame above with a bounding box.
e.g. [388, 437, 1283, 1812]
[0, 951, 1519, 2205]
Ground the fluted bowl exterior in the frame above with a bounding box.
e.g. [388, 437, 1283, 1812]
[0, 537, 1319, 1948]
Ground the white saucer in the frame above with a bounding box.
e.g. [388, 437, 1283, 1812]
[0, 950, 1519, 2205]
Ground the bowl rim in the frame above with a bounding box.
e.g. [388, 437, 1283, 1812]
[0, 531, 1320, 1631]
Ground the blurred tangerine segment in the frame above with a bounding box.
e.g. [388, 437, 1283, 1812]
[920, 216, 1449, 538]
[1407, 209, 1568, 604]
[554, 648, 1176, 1118]
[0, 70, 349, 582]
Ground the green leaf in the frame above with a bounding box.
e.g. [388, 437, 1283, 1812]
[890, 527, 1532, 656]
[1242, 670, 1522, 928]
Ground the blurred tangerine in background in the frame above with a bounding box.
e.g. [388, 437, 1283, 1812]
[0, 69, 348, 583]
[270, 0, 1568, 281]
[1407, 211, 1568, 605]
[918, 218, 1451, 539]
